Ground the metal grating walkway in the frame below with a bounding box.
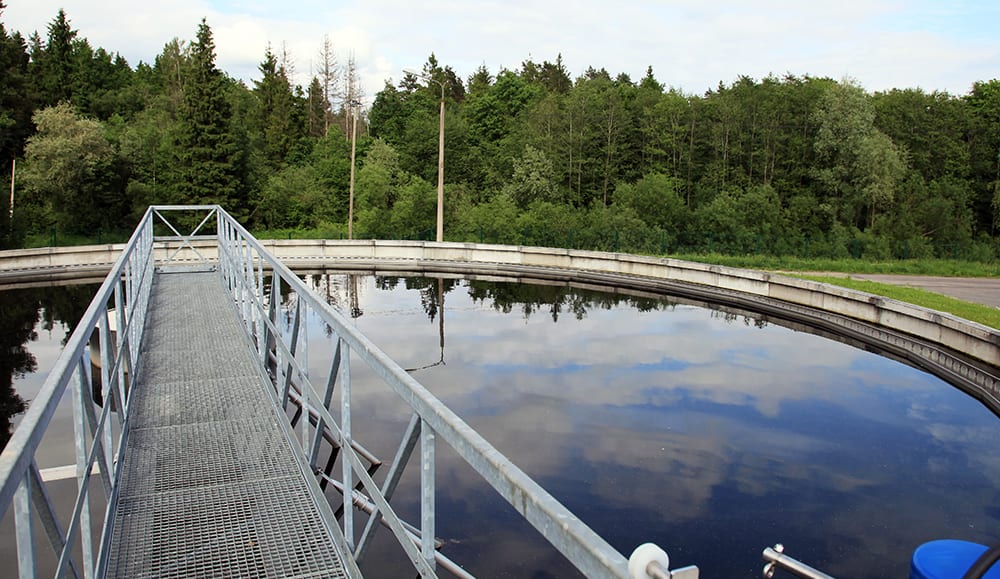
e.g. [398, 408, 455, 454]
[105, 271, 349, 578]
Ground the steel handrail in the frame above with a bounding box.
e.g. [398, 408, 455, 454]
[1, 205, 688, 578]
[0, 206, 158, 578]
[215, 206, 651, 578]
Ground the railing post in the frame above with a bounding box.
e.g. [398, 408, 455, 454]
[14, 473, 35, 579]
[270, 273, 282, 385]
[300, 302, 309, 383]
[244, 242, 255, 334]
[289, 300, 310, 454]
[114, 280, 127, 412]
[340, 338, 354, 550]
[256, 252, 265, 355]
[280, 300, 301, 410]
[98, 312, 115, 479]
[421, 419, 436, 572]
[217, 213, 226, 285]
[72, 358, 95, 579]
[309, 341, 341, 471]
[29, 461, 80, 579]
[239, 235, 247, 326]
[226, 218, 235, 291]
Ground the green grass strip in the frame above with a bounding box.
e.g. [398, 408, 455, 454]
[670, 253, 1000, 277]
[795, 275, 1000, 330]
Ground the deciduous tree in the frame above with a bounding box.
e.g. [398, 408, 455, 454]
[21, 103, 124, 232]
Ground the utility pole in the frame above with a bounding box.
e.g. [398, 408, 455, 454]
[347, 99, 361, 240]
[9, 159, 15, 227]
[403, 68, 446, 242]
[435, 84, 444, 242]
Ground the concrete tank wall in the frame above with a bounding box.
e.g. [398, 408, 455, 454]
[2, 239, 998, 369]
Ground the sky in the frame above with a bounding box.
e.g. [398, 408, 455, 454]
[4, 0, 999, 106]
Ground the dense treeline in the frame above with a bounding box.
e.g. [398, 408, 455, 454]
[2, 6, 999, 259]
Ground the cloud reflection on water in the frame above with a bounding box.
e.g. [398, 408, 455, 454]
[293, 273, 1000, 578]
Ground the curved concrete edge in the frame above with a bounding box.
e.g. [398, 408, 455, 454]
[0, 243, 128, 269]
[3, 239, 999, 367]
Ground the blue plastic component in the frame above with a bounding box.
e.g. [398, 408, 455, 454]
[911, 540, 1000, 579]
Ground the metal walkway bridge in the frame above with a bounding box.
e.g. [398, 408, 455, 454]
[0, 207, 706, 579]
[104, 270, 351, 578]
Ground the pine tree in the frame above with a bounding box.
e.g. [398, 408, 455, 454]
[0, 1, 32, 164]
[253, 45, 298, 169]
[175, 19, 244, 215]
[0, 0, 33, 247]
[306, 76, 328, 138]
[30, 9, 78, 107]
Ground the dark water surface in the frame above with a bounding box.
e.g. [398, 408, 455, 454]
[1, 284, 98, 456]
[2, 274, 999, 578]
[289, 273, 1000, 578]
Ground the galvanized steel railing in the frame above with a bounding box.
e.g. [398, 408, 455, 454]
[0, 206, 161, 578]
[0, 205, 689, 579]
[214, 206, 687, 578]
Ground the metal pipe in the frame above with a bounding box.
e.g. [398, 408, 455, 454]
[273, 359, 383, 468]
[763, 545, 834, 579]
[323, 478, 473, 579]
[356, 413, 420, 562]
[286, 385, 383, 467]
[325, 478, 434, 546]
[647, 561, 671, 579]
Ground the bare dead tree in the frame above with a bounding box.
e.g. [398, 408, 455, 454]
[344, 51, 363, 137]
[317, 34, 339, 137]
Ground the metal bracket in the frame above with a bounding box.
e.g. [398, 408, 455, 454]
[763, 544, 835, 579]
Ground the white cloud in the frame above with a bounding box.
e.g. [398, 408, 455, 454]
[5, 0, 998, 106]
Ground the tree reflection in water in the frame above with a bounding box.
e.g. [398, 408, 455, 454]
[292, 272, 998, 578]
[0, 284, 97, 450]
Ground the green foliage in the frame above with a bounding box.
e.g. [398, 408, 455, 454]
[812, 79, 908, 229]
[307, 131, 352, 221]
[21, 103, 125, 232]
[465, 69, 542, 143]
[516, 201, 583, 246]
[389, 178, 436, 238]
[0, 13, 32, 167]
[873, 88, 971, 182]
[966, 79, 1000, 230]
[613, 173, 677, 224]
[454, 192, 519, 242]
[252, 46, 302, 172]
[355, 139, 408, 237]
[257, 164, 325, 228]
[30, 9, 77, 107]
[503, 145, 558, 207]
[174, 19, 245, 215]
[1, 12, 998, 262]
